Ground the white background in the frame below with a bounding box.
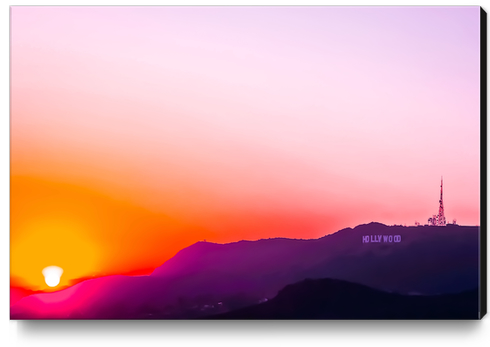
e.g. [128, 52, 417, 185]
[2, 0, 489, 346]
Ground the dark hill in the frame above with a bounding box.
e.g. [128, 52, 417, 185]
[207, 278, 479, 320]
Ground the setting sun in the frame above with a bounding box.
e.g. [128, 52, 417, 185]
[42, 266, 63, 287]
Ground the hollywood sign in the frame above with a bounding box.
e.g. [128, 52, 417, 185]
[362, 235, 402, 243]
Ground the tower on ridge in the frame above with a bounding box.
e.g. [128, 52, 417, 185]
[437, 177, 446, 226]
[427, 177, 447, 226]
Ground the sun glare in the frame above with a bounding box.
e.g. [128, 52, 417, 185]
[42, 266, 64, 287]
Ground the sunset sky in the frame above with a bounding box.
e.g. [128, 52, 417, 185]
[10, 6, 481, 291]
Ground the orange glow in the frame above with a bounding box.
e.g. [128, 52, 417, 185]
[11, 176, 100, 290]
[10, 175, 214, 291]
[11, 219, 98, 291]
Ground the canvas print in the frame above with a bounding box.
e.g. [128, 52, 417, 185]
[10, 6, 486, 319]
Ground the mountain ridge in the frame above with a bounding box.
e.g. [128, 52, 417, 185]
[11, 222, 479, 319]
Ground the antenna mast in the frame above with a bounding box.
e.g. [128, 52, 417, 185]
[427, 177, 448, 226]
[437, 177, 446, 226]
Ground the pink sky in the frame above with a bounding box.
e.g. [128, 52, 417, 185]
[11, 6, 481, 248]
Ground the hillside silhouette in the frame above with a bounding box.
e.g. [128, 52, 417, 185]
[206, 278, 479, 320]
[11, 223, 479, 319]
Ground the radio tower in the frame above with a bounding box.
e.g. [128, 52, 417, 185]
[437, 177, 446, 226]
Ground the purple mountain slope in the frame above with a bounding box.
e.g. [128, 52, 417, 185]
[11, 223, 479, 319]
